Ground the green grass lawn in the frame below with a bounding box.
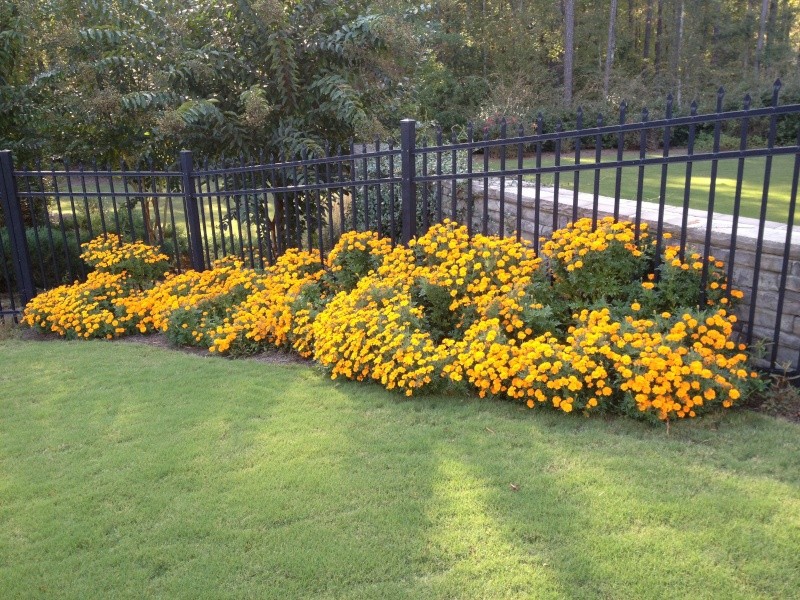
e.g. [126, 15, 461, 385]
[487, 152, 798, 224]
[1, 339, 799, 599]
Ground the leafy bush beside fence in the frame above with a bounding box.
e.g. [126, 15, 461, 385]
[22, 219, 759, 423]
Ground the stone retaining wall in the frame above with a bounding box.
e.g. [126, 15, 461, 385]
[456, 181, 799, 370]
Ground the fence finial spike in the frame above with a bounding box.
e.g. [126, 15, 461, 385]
[717, 86, 725, 97]
[743, 93, 752, 109]
[690, 99, 698, 114]
[774, 78, 783, 90]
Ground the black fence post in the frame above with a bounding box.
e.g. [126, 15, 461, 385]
[400, 119, 417, 245]
[180, 150, 205, 271]
[0, 150, 35, 305]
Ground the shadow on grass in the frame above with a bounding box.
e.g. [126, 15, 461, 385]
[1, 340, 798, 599]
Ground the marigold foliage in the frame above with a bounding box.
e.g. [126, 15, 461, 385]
[22, 271, 139, 339]
[80, 234, 170, 282]
[22, 221, 759, 422]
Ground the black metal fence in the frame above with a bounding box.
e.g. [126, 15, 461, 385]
[1, 82, 798, 372]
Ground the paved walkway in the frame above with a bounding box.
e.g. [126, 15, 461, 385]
[479, 181, 797, 254]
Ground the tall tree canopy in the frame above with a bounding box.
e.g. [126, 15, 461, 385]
[2, 0, 418, 163]
[3, 0, 800, 164]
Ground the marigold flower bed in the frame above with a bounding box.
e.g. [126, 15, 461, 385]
[23, 219, 758, 423]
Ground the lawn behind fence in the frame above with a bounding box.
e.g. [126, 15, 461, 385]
[487, 152, 798, 224]
[1, 339, 799, 599]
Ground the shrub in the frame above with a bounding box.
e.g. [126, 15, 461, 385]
[121, 256, 265, 346]
[22, 219, 760, 424]
[21, 234, 170, 338]
[80, 234, 170, 284]
[22, 271, 140, 339]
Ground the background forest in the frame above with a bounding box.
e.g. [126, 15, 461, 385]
[2, 0, 800, 166]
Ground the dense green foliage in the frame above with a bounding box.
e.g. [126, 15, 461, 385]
[2, 0, 800, 165]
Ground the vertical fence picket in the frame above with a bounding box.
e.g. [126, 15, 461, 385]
[499, 118, 507, 238]
[553, 121, 563, 232]
[134, 163, 148, 245]
[50, 161, 75, 281]
[257, 153, 272, 267]
[314, 151, 324, 260]
[106, 163, 123, 238]
[78, 163, 94, 239]
[348, 143, 357, 233]
[534, 113, 543, 253]
[726, 95, 751, 287]
[451, 128, 458, 222]
[320, 146, 331, 250]
[400, 118, 417, 245]
[360, 144, 369, 234]
[700, 87, 726, 303]
[325, 145, 335, 249]
[35, 161, 59, 286]
[655, 95, 673, 262]
[679, 101, 698, 260]
[593, 113, 603, 228]
[90, 159, 108, 236]
[241, 156, 256, 267]
[614, 103, 626, 220]
[516, 123, 524, 242]
[63, 161, 84, 262]
[466, 123, 474, 238]
[337, 146, 346, 242]
[482, 128, 489, 236]
[635, 108, 648, 240]
[747, 80, 782, 346]
[375, 137, 383, 239]
[120, 161, 136, 243]
[180, 150, 205, 271]
[22, 167, 47, 287]
[0, 151, 35, 305]
[421, 134, 430, 233]
[573, 108, 583, 223]
[436, 127, 443, 223]
[149, 159, 165, 250]
[388, 139, 396, 245]
[197, 159, 211, 267]
[772, 128, 800, 367]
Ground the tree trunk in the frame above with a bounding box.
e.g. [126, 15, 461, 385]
[482, 0, 488, 79]
[765, 0, 779, 64]
[603, 0, 619, 98]
[654, 0, 664, 71]
[756, 0, 769, 74]
[564, 0, 575, 105]
[674, 0, 685, 107]
[644, 0, 654, 59]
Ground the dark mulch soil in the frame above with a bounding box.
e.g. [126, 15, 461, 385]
[742, 382, 800, 424]
[119, 333, 311, 366]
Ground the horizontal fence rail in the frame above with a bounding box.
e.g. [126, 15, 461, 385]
[1, 82, 798, 373]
